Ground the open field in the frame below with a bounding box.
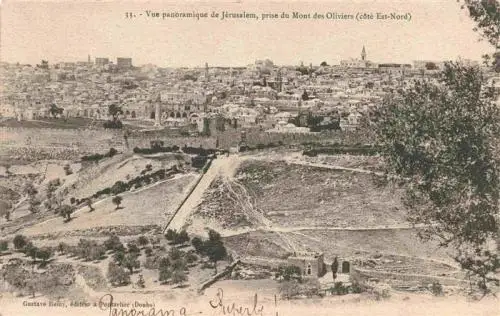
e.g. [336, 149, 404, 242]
[20, 173, 197, 236]
[0, 117, 107, 129]
[236, 159, 407, 228]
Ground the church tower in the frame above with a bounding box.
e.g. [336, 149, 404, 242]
[361, 46, 366, 61]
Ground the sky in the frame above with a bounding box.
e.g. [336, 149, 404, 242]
[0, 0, 494, 67]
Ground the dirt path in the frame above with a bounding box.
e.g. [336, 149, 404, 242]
[167, 155, 242, 232]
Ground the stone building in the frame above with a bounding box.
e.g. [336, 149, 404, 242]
[287, 251, 326, 277]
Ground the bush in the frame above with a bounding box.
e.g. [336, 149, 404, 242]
[103, 120, 123, 129]
[145, 247, 153, 257]
[171, 269, 187, 285]
[369, 284, 391, 300]
[276, 265, 302, 282]
[137, 236, 149, 248]
[112, 196, 123, 209]
[111, 181, 129, 195]
[0, 240, 8, 252]
[191, 237, 204, 254]
[108, 148, 118, 157]
[63, 164, 73, 175]
[104, 235, 125, 252]
[72, 239, 105, 261]
[13, 235, 28, 250]
[107, 262, 130, 286]
[127, 242, 140, 254]
[331, 281, 349, 295]
[185, 251, 198, 264]
[430, 281, 444, 296]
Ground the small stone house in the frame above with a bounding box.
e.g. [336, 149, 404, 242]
[287, 251, 326, 277]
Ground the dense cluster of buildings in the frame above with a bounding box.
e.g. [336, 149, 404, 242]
[0, 49, 487, 134]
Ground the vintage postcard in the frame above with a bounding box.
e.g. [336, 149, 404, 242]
[0, 0, 499, 315]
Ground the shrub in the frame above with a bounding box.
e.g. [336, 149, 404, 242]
[107, 262, 130, 286]
[13, 235, 28, 250]
[103, 120, 123, 129]
[111, 181, 128, 195]
[279, 280, 301, 299]
[171, 269, 187, 285]
[122, 253, 140, 273]
[185, 251, 198, 264]
[370, 284, 391, 300]
[104, 235, 124, 252]
[57, 242, 69, 254]
[112, 196, 123, 209]
[127, 242, 140, 254]
[0, 240, 8, 252]
[63, 164, 73, 175]
[113, 251, 126, 266]
[191, 237, 204, 254]
[331, 281, 349, 295]
[108, 148, 118, 157]
[276, 265, 302, 282]
[159, 257, 172, 283]
[431, 281, 444, 296]
[145, 247, 153, 257]
[137, 236, 149, 248]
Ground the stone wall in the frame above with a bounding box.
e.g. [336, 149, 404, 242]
[351, 267, 466, 287]
[0, 127, 218, 160]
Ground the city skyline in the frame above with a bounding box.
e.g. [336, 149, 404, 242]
[0, 0, 494, 67]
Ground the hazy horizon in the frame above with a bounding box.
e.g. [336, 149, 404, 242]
[0, 0, 494, 67]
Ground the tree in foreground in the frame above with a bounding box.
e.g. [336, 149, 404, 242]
[377, 62, 500, 293]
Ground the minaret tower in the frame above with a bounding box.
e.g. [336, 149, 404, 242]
[361, 46, 366, 61]
[205, 62, 209, 82]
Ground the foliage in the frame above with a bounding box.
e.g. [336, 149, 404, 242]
[158, 257, 172, 283]
[331, 281, 349, 295]
[122, 253, 140, 273]
[72, 239, 106, 261]
[461, 0, 500, 48]
[63, 164, 73, 175]
[49, 104, 64, 118]
[377, 62, 500, 292]
[107, 262, 131, 287]
[430, 281, 444, 296]
[113, 251, 126, 265]
[103, 120, 123, 129]
[112, 196, 123, 209]
[104, 235, 125, 252]
[57, 204, 74, 222]
[171, 269, 187, 285]
[275, 265, 302, 282]
[13, 235, 28, 250]
[137, 235, 149, 248]
[0, 240, 8, 252]
[81, 148, 118, 162]
[191, 237, 204, 253]
[165, 229, 190, 245]
[111, 181, 128, 195]
[127, 242, 140, 254]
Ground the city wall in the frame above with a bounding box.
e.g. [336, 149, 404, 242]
[0, 126, 374, 162]
[0, 127, 217, 162]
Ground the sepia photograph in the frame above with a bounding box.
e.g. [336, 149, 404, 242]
[0, 0, 499, 315]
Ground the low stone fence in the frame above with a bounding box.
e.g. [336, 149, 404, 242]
[351, 267, 467, 287]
